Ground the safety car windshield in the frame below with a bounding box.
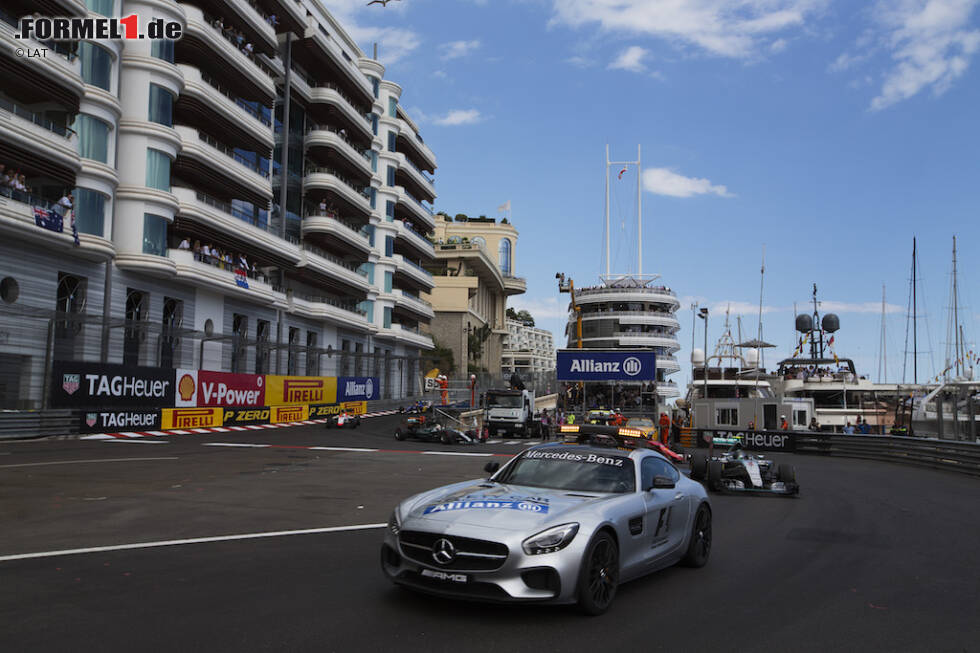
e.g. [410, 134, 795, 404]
[496, 449, 635, 493]
[627, 418, 654, 427]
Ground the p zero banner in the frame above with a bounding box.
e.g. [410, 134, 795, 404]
[696, 429, 797, 452]
[265, 376, 336, 405]
[310, 401, 368, 418]
[175, 369, 266, 407]
[337, 377, 379, 402]
[79, 409, 161, 433]
[223, 407, 271, 426]
[556, 349, 657, 382]
[52, 361, 175, 409]
[161, 407, 224, 430]
[270, 404, 309, 423]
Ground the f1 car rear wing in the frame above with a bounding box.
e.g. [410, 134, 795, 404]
[559, 424, 656, 450]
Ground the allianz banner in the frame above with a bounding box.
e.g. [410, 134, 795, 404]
[556, 350, 657, 382]
[337, 377, 379, 402]
[265, 375, 337, 405]
[52, 361, 175, 409]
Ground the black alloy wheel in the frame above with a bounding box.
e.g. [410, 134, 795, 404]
[681, 504, 712, 567]
[578, 532, 619, 615]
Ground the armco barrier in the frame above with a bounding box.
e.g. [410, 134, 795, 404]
[794, 433, 980, 477]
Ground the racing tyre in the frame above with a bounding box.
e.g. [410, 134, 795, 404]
[440, 431, 452, 445]
[681, 504, 712, 568]
[394, 428, 405, 441]
[577, 532, 619, 616]
[777, 464, 796, 484]
[707, 460, 724, 491]
[689, 451, 708, 481]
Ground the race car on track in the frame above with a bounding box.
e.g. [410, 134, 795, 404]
[325, 412, 361, 429]
[381, 425, 712, 614]
[689, 443, 799, 496]
[393, 408, 472, 445]
[621, 417, 686, 464]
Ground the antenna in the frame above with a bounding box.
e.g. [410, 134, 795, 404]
[637, 144, 642, 275]
[878, 284, 887, 383]
[604, 145, 610, 278]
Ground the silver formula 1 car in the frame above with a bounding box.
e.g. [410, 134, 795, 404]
[381, 428, 712, 614]
[689, 443, 799, 496]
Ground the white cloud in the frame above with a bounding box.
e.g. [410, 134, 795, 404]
[678, 297, 904, 315]
[433, 109, 483, 126]
[869, 0, 980, 110]
[819, 301, 904, 314]
[319, 1, 420, 65]
[549, 0, 826, 59]
[432, 69, 448, 79]
[770, 37, 788, 52]
[609, 45, 650, 72]
[566, 55, 593, 67]
[642, 167, 733, 198]
[441, 39, 482, 60]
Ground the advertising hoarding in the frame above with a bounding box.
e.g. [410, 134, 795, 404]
[51, 361, 175, 409]
[265, 376, 337, 405]
[556, 350, 657, 382]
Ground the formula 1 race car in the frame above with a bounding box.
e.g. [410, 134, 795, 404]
[326, 412, 361, 429]
[689, 443, 799, 496]
[393, 408, 475, 445]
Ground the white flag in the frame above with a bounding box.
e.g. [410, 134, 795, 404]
[497, 200, 510, 212]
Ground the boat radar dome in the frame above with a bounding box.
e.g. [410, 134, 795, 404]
[691, 348, 705, 365]
[795, 314, 813, 332]
[744, 348, 759, 366]
[821, 314, 840, 333]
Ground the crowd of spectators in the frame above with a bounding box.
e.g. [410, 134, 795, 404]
[206, 15, 276, 58]
[782, 365, 858, 382]
[0, 163, 31, 198]
[559, 382, 661, 411]
[177, 237, 269, 282]
[1, 164, 77, 218]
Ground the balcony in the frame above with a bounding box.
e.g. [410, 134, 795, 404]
[175, 126, 272, 205]
[392, 289, 435, 320]
[657, 381, 681, 398]
[219, 0, 279, 55]
[297, 23, 374, 107]
[395, 152, 436, 202]
[396, 118, 436, 171]
[376, 323, 434, 349]
[177, 65, 273, 152]
[575, 285, 680, 309]
[580, 311, 681, 330]
[503, 274, 527, 296]
[0, 188, 114, 261]
[393, 253, 435, 290]
[304, 165, 372, 218]
[0, 16, 83, 107]
[289, 294, 372, 331]
[305, 126, 372, 179]
[394, 219, 434, 259]
[308, 83, 374, 142]
[298, 242, 372, 294]
[0, 98, 81, 185]
[302, 212, 372, 257]
[612, 332, 681, 351]
[394, 186, 435, 231]
[168, 248, 279, 303]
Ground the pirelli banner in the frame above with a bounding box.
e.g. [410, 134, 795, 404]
[161, 407, 224, 430]
[52, 361, 175, 409]
[265, 375, 337, 406]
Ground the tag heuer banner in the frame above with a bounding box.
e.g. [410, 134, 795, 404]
[51, 361, 176, 409]
[556, 350, 657, 382]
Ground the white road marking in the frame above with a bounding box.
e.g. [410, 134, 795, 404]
[421, 451, 494, 457]
[0, 457, 178, 469]
[118, 432, 143, 438]
[145, 431, 168, 436]
[80, 435, 114, 440]
[0, 523, 388, 562]
[203, 443, 271, 448]
[106, 439, 167, 445]
[190, 429, 211, 434]
[170, 430, 191, 435]
[212, 427, 230, 433]
[308, 446, 378, 453]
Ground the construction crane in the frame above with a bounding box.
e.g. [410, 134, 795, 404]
[556, 272, 582, 348]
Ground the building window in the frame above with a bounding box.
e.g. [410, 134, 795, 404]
[388, 97, 397, 117]
[794, 409, 807, 427]
[385, 200, 394, 222]
[74, 114, 110, 163]
[359, 261, 375, 284]
[371, 77, 379, 98]
[369, 187, 376, 209]
[359, 300, 374, 324]
[384, 271, 393, 293]
[151, 39, 175, 63]
[72, 188, 105, 237]
[386, 165, 395, 186]
[54, 273, 87, 360]
[232, 314, 248, 374]
[362, 224, 375, 246]
[148, 84, 174, 127]
[79, 42, 112, 91]
[306, 331, 318, 375]
[160, 297, 183, 368]
[371, 114, 378, 136]
[287, 327, 300, 375]
[145, 149, 171, 191]
[371, 150, 378, 172]
[385, 235, 394, 257]
[255, 319, 270, 374]
[124, 288, 148, 366]
[716, 407, 738, 426]
[85, 0, 114, 15]
[498, 238, 512, 275]
[387, 131, 397, 152]
[142, 213, 168, 256]
[383, 306, 392, 329]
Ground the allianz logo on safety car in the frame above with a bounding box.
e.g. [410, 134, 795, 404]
[568, 356, 642, 376]
[423, 500, 549, 514]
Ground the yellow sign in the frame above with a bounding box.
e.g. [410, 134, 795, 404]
[270, 404, 309, 423]
[162, 407, 223, 430]
[265, 376, 337, 405]
[341, 401, 367, 415]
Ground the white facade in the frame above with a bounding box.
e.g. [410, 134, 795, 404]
[502, 319, 554, 374]
[0, 0, 436, 406]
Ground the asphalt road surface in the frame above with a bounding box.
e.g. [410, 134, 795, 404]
[1, 416, 978, 652]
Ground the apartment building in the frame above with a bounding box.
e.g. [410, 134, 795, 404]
[501, 319, 555, 375]
[0, 0, 436, 407]
[423, 215, 526, 374]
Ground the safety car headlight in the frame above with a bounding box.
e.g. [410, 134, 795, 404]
[522, 523, 579, 555]
[387, 509, 401, 535]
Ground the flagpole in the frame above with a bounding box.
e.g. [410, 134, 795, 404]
[637, 143, 642, 276]
[605, 144, 610, 279]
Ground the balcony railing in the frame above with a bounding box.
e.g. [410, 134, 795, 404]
[301, 242, 365, 274]
[308, 81, 371, 123]
[295, 293, 367, 317]
[202, 12, 277, 77]
[396, 289, 433, 308]
[199, 71, 271, 125]
[305, 124, 371, 161]
[577, 285, 678, 298]
[403, 189, 434, 215]
[0, 97, 75, 140]
[402, 155, 435, 184]
[305, 165, 370, 200]
[0, 186, 60, 212]
[197, 131, 270, 177]
[194, 191, 267, 227]
[304, 211, 370, 241]
[397, 255, 433, 278]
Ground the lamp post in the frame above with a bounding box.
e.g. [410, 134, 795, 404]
[697, 308, 709, 426]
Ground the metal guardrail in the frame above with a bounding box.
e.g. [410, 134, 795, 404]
[0, 411, 77, 440]
[794, 433, 980, 477]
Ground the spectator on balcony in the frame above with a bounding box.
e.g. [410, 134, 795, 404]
[239, 253, 249, 270]
[235, 30, 244, 47]
[56, 191, 73, 216]
[178, 237, 191, 250]
[268, 14, 278, 27]
[201, 243, 212, 262]
[317, 199, 328, 215]
[244, 42, 254, 56]
[193, 240, 202, 259]
[0, 164, 6, 186]
[327, 201, 338, 218]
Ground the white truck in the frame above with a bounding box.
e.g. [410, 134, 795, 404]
[484, 387, 537, 437]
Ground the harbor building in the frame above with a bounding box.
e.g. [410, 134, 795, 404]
[502, 319, 555, 375]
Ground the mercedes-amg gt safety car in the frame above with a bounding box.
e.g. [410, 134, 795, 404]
[381, 426, 712, 614]
[689, 443, 799, 496]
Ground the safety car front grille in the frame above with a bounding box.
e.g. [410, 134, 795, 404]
[399, 530, 509, 571]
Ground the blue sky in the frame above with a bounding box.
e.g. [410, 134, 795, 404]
[325, 0, 980, 389]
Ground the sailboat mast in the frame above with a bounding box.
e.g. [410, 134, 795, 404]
[952, 235, 960, 377]
[913, 237, 918, 384]
[637, 144, 642, 276]
[879, 284, 887, 383]
[605, 145, 610, 278]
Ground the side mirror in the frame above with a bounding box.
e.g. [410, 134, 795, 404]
[484, 461, 500, 474]
[648, 475, 675, 490]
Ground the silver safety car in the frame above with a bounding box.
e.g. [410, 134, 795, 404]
[380, 427, 712, 614]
